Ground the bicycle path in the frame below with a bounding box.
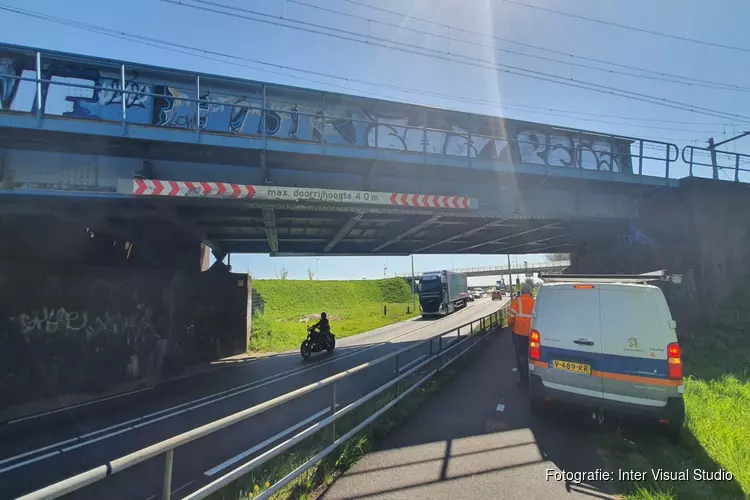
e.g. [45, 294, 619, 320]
[321, 328, 616, 500]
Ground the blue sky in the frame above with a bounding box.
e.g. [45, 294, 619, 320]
[3, 0, 749, 281]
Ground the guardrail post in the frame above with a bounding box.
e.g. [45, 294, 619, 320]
[162, 449, 174, 500]
[331, 382, 337, 442]
[35, 52, 42, 123]
[735, 155, 741, 182]
[195, 74, 201, 140]
[438, 335, 443, 366]
[120, 64, 127, 133]
[638, 140, 644, 176]
[395, 353, 401, 396]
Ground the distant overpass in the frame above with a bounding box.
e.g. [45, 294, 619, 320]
[397, 260, 570, 280]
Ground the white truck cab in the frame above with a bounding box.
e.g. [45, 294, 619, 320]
[529, 272, 685, 439]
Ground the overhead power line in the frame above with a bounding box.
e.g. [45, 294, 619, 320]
[496, 0, 750, 54]
[0, 4, 736, 139]
[340, 0, 748, 91]
[167, 0, 750, 123]
[297, 0, 748, 93]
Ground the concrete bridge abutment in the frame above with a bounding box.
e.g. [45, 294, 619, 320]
[568, 178, 750, 324]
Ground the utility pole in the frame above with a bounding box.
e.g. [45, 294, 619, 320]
[507, 254, 512, 293]
[707, 131, 750, 180]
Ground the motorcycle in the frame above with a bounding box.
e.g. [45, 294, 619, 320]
[300, 326, 336, 359]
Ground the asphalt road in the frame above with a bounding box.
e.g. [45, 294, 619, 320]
[1, 298, 506, 500]
[321, 327, 616, 500]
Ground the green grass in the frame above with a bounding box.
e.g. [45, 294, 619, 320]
[249, 279, 420, 352]
[599, 283, 750, 500]
[208, 323, 495, 500]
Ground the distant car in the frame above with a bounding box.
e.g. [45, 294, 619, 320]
[491, 290, 504, 300]
[472, 289, 483, 299]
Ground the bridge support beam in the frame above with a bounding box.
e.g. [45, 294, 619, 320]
[262, 208, 279, 253]
[372, 215, 442, 253]
[325, 212, 363, 252]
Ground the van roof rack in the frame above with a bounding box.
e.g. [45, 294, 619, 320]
[538, 270, 682, 284]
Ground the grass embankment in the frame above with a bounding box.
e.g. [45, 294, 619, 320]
[209, 320, 499, 500]
[249, 279, 419, 352]
[600, 284, 750, 499]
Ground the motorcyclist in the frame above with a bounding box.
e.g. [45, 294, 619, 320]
[309, 312, 331, 346]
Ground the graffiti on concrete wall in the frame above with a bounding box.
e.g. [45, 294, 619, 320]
[0, 54, 633, 173]
[12, 304, 162, 342]
[618, 220, 653, 247]
[9, 303, 166, 379]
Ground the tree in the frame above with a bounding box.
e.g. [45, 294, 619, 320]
[546, 253, 569, 262]
[307, 267, 315, 280]
[275, 266, 289, 280]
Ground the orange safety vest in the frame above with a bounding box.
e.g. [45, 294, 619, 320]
[508, 294, 535, 336]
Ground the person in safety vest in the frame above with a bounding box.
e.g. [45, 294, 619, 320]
[507, 282, 535, 388]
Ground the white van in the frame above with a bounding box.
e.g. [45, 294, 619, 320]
[528, 273, 685, 439]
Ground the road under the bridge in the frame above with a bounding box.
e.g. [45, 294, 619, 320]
[1, 299, 504, 499]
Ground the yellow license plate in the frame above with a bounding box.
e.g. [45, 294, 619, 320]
[551, 360, 591, 375]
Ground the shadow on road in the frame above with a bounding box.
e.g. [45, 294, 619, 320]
[320, 329, 743, 500]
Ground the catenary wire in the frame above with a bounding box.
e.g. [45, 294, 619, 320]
[168, 0, 750, 123]
[0, 3, 737, 139]
[496, 0, 750, 54]
[341, 0, 749, 91]
[290, 0, 749, 93]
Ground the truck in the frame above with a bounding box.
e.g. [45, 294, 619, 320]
[418, 270, 469, 317]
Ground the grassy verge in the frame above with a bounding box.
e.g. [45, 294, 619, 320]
[599, 284, 750, 499]
[249, 279, 420, 352]
[209, 323, 499, 500]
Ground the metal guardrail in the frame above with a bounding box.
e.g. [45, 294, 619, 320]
[682, 145, 750, 183]
[0, 47, 681, 181]
[17, 305, 509, 500]
[397, 260, 571, 278]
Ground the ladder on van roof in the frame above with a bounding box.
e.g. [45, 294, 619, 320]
[538, 270, 683, 284]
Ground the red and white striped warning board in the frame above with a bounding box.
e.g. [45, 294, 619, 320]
[121, 179, 474, 210]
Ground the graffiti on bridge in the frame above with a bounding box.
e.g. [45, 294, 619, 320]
[0, 55, 632, 173]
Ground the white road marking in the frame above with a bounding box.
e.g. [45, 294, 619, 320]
[204, 408, 329, 476]
[496, 404, 506, 412]
[0, 438, 77, 467]
[61, 428, 132, 452]
[0, 451, 60, 474]
[1, 301, 505, 474]
[7, 387, 155, 425]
